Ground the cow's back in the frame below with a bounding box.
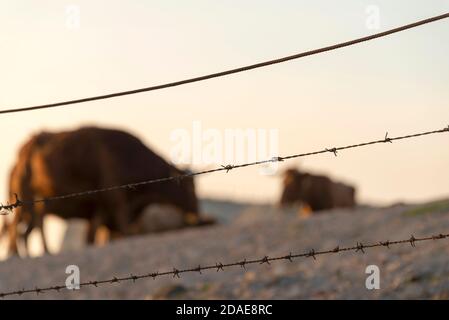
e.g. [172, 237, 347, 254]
[330, 182, 356, 208]
[9, 131, 54, 202]
[11, 126, 198, 223]
[10, 129, 109, 220]
[300, 174, 334, 211]
[92, 128, 173, 184]
[22, 127, 170, 193]
[92, 128, 199, 216]
[279, 168, 356, 212]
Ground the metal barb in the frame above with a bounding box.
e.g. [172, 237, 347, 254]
[284, 252, 293, 262]
[433, 234, 446, 240]
[409, 235, 416, 247]
[356, 242, 365, 253]
[216, 262, 224, 272]
[13, 193, 21, 206]
[306, 249, 317, 260]
[0, 193, 23, 213]
[326, 148, 338, 157]
[384, 132, 393, 143]
[195, 265, 202, 274]
[380, 241, 390, 248]
[260, 256, 270, 265]
[221, 164, 234, 173]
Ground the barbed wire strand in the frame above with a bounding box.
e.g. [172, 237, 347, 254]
[0, 232, 447, 298]
[1, 13, 448, 115]
[1, 126, 448, 214]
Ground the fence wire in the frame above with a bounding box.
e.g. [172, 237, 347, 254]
[1, 126, 448, 214]
[0, 232, 447, 298]
[1, 13, 448, 115]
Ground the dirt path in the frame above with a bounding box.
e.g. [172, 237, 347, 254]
[0, 201, 448, 299]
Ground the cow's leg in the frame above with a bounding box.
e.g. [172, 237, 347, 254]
[35, 214, 49, 254]
[86, 220, 95, 244]
[7, 222, 20, 256]
[103, 190, 133, 237]
[7, 205, 23, 256]
[17, 201, 41, 256]
[21, 220, 34, 257]
[115, 202, 134, 236]
[86, 215, 103, 245]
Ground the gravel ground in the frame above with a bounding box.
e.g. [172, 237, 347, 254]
[0, 200, 448, 300]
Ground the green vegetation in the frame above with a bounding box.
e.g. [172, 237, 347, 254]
[403, 199, 449, 217]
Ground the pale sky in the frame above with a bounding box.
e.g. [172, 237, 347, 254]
[1, 0, 449, 207]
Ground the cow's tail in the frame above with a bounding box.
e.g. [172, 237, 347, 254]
[11, 132, 51, 199]
[5, 133, 49, 253]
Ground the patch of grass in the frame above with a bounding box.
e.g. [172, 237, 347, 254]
[403, 199, 449, 217]
[200, 283, 212, 292]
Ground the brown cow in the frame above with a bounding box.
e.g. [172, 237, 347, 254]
[4, 126, 208, 256]
[280, 168, 356, 212]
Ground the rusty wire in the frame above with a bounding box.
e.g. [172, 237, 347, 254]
[0, 13, 448, 115]
[1, 126, 448, 214]
[0, 232, 447, 298]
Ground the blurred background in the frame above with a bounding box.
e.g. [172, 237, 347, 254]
[0, 1, 448, 259]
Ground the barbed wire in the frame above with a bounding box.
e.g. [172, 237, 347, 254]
[0, 232, 447, 298]
[1, 13, 448, 115]
[1, 126, 448, 214]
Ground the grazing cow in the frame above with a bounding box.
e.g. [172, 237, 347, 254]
[4, 126, 209, 256]
[280, 168, 356, 212]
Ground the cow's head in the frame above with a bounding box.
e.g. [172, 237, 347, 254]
[110, 203, 215, 239]
[118, 167, 211, 238]
[279, 168, 307, 206]
[168, 167, 199, 215]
